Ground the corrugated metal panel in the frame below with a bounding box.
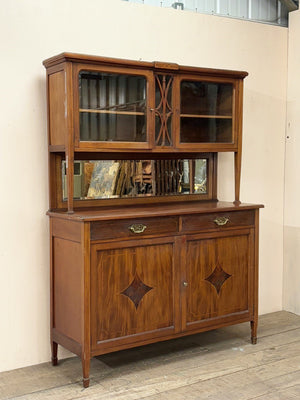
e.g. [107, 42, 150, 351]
[250, 0, 278, 22]
[143, 0, 160, 6]
[226, 0, 249, 18]
[194, 0, 216, 13]
[123, 0, 291, 26]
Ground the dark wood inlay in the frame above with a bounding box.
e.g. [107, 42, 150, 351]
[205, 264, 232, 295]
[121, 272, 153, 309]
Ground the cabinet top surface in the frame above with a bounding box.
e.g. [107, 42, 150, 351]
[43, 52, 248, 79]
[47, 201, 263, 221]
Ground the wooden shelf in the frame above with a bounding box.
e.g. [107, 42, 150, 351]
[79, 108, 145, 116]
[180, 114, 232, 119]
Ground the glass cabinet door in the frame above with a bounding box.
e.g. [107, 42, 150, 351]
[178, 79, 234, 146]
[77, 70, 151, 147]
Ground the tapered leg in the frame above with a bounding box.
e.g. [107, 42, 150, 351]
[82, 356, 90, 388]
[51, 341, 58, 366]
[250, 320, 257, 344]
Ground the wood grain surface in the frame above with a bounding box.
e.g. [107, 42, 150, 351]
[91, 241, 175, 345]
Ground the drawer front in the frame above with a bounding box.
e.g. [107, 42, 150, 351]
[91, 216, 178, 241]
[181, 210, 254, 233]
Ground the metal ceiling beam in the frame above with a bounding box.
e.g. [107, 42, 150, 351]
[279, 0, 298, 12]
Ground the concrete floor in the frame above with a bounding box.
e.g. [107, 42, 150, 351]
[1, 311, 300, 399]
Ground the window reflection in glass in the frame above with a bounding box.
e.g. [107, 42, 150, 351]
[79, 71, 147, 142]
[180, 81, 233, 143]
[181, 81, 233, 116]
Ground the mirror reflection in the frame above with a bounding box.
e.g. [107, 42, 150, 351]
[62, 159, 207, 200]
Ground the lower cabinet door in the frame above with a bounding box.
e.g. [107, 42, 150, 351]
[184, 230, 253, 331]
[91, 237, 178, 351]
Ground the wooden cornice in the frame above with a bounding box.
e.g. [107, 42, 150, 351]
[43, 52, 248, 79]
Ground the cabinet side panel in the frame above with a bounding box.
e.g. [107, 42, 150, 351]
[48, 71, 66, 146]
[52, 218, 81, 242]
[53, 237, 83, 343]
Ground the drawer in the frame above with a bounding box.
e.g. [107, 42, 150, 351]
[90, 216, 178, 241]
[181, 210, 254, 233]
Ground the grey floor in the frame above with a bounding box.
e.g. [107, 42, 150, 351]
[1, 311, 300, 400]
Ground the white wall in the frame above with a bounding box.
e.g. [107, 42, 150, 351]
[283, 9, 300, 315]
[0, 0, 288, 372]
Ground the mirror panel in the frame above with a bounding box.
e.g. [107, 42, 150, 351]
[62, 159, 207, 200]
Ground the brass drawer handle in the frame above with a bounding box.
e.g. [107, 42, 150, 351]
[128, 224, 147, 234]
[214, 216, 229, 226]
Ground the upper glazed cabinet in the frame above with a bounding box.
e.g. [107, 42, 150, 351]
[44, 53, 246, 152]
[44, 53, 247, 211]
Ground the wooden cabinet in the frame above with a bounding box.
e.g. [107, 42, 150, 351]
[43, 53, 262, 387]
[48, 204, 261, 387]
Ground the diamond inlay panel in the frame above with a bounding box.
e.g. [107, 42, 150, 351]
[205, 264, 232, 294]
[121, 272, 153, 309]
